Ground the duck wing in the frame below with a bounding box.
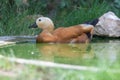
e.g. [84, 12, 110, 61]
[36, 31, 57, 43]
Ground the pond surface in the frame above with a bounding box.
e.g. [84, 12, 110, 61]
[0, 37, 120, 80]
[0, 40, 120, 69]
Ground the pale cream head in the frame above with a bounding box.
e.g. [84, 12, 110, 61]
[36, 17, 54, 32]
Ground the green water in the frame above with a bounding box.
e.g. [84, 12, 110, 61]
[0, 41, 120, 68]
[0, 40, 120, 80]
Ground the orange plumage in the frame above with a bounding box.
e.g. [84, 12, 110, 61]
[29, 17, 95, 43]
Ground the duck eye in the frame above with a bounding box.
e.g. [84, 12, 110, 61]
[39, 19, 41, 21]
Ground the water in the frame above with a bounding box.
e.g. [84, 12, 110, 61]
[0, 38, 120, 79]
[0, 41, 120, 68]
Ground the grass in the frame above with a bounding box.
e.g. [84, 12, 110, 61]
[55, 1, 110, 27]
[0, 57, 120, 80]
[0, 1, 118, 36]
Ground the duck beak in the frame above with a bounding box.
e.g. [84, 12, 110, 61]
[29, 22, 38, 28]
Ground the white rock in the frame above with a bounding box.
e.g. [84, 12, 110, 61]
[94, 11, 120, 37]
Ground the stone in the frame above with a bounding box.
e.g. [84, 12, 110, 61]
[0, 36, 36, 47]
[94, 11, 120, 37]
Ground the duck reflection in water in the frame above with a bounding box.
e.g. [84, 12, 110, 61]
[36, 43, 94, 61]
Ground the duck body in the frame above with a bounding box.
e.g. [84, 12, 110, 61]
[36, 25, 91, 43]
[29, 17, 98, 43]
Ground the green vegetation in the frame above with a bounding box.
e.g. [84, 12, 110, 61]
[0, 57, 120, 80]
[0, 0, 120, 36]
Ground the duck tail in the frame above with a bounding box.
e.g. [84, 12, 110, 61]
[84, 18, 99, 27]
[86, 32, 91, 39]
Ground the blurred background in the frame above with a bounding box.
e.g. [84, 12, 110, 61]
[0, 0, 120, 36]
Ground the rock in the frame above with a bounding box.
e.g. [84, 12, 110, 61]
[94, 11, 120, 37]
[0, 36, 36, 47]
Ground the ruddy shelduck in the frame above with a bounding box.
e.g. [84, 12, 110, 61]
[29, 17, 98, 43]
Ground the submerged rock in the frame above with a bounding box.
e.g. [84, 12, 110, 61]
[94, 11, 120, 37]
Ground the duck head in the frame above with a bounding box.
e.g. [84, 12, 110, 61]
[29, 17, 54, 32]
